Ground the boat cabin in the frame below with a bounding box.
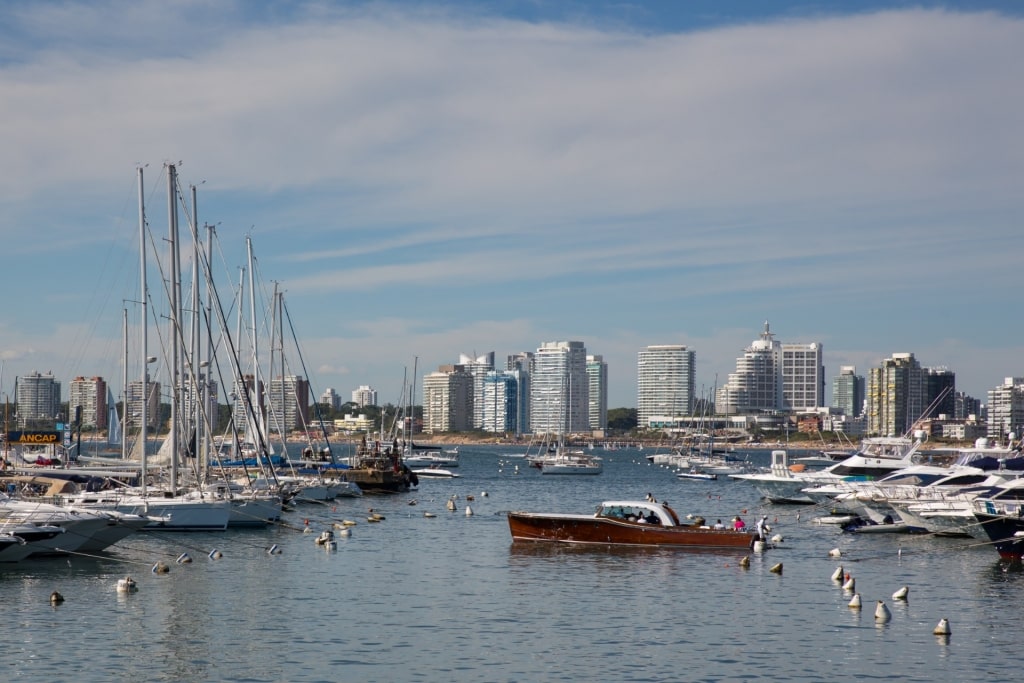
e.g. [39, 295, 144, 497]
[596, 501, 682, 527]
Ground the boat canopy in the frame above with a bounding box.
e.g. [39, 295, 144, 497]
[596, 501, 681, 526]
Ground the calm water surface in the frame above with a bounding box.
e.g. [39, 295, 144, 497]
[5, 446, 1023, 682]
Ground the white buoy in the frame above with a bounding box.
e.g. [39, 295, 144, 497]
[842, 575, 856, 592]
[465, 505, 473, 516]
[753, 540, 767, 554]
[176, 552, 193, 564]
[933, 617, 951, 636]
[209, 549, 223, 560]
[828, 548, 842, 558]
[771, 533, 784, 543]
[116, 576, 138, 593]
[446, 498, 457, 512]
[481, 491, 489, 497]
[769, 562, 783, 574]
[50, 591, 64, 605]
[739, 556, 750, 568]
[424, 512, 436, 518]
[848, 593, 862, 610]
[152, 562, 170, 574]
[874, 600, 891, 622]
[831, 565, 844, 582]
[267, 544, 282, 555]
[892, 586, 909, 601]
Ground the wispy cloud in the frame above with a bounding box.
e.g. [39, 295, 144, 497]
[0, 2, 1021, 404]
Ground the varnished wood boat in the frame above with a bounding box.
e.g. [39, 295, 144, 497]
[507, 500, 755, 548]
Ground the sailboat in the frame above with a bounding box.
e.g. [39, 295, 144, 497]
[66, 166, 231, 531]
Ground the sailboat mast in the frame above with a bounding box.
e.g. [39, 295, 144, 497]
[121, 308, 128, 462]
[189, 183, 204, 482]
[167, 163, 181, 493]
[137, 166, 149, 490]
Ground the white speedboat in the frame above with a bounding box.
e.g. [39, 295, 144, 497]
[411, 467, 461, 478]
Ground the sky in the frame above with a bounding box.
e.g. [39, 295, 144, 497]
[1, 0, 1022, 411]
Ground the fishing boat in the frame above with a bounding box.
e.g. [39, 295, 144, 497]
[507, 500, 755, 548]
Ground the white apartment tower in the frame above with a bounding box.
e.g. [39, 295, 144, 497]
[15, 371, 63, 429]
[351, 385, 378, 408]
[481, 371, 519, 433]
[422, 365, 473, 433]
[586, 355, 608, 431]
[716, 323, 823, 415]
[716, 323, 782, 415]
[68, 376, 107, 429]
[987, 377, 1024, 442]
[781, 342, 824, 411]
[637, 345, 696, 429]
[459, 352, 495, 429]
[126, 378, 161, 431]
[320, 387, 341, 411]
[530, 341, 588, 435]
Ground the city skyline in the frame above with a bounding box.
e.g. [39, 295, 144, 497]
[1, 1, 1022, 409]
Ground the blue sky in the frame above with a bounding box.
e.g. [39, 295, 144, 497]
[1, 0, 1022, 410]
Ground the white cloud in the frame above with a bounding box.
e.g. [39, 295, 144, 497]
[0, 3, 1021, 407]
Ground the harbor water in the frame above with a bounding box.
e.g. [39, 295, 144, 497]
[4, 445, 1022, 682]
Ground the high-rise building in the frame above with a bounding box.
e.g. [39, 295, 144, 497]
[716, 323, 823, 415]
[832, 366, 865, 417]
[68, 376, 107, 429]
[459, 352, 495, 429]
[481, 371, 519, 433]
[924, 367, 956, 418]
[506, 353, 533, 434]
[954, 391, 982, 421]
[267, 375, 309, 433]
[351, 385, 377, 408]
[987, 377, 1024, 442]
[126, 378, 161, 431]
[231, 374, 265, 440]
[586, 355, 608, 431]
[781, 342, 824, 411]
[716, 323, 781, 415]
[179, 374, 218, 437]
[867, 352, 924, 436]
[530, 341, 588, 435]
[422, 365, 473, 433]
[320, 387, 341, 410]
[637, 345, 696, 429]
[15, 371, 62, 429]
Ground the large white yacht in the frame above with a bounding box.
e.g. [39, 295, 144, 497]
[730, 436, 924, 504]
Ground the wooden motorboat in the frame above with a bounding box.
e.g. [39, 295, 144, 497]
[507, 500, 755, 548]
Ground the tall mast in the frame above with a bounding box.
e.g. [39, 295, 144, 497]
[121, 308, 128, 462]
[167, 164, 180, 493]
[137, 166, 149, 489]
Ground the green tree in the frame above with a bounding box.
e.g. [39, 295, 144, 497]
[607, 408, 638, 433]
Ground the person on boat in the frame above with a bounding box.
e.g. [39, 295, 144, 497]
[733, 516, 746, 531]
[644, 511, 659, 524]
[645, 492, 656, 502]
[755, 515, 770, 541]
[713, 519, 725, 530]
[636, 514, 648, 524]
[693, 515, 706, 527]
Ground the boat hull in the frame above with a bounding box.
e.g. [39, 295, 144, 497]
[507, 512, 753, 548]
[973, 512, 1024, 560]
